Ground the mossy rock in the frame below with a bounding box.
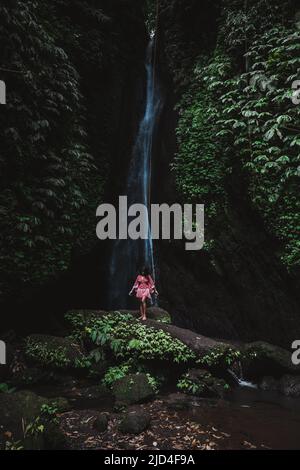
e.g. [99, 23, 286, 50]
[243, 341, 298, 378]
[119, 307, 171, 324]
[177, 368, 229, 398]
[112, 373, 155, 406]
[25, 334, 85, 369]
[0, 390, 69, 449]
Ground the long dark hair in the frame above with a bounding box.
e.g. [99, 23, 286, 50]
[140, 265, 151, 277]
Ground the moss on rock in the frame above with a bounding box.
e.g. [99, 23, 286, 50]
[112, 373, 155, 406]
[177, 368, 229, 398]
[25, 334, 85, 369]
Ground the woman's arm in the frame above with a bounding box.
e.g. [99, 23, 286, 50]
[129, 276, 139, 295]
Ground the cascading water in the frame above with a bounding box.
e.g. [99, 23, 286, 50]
[228, 362, 257, 389]
[108, 38, 162, 309]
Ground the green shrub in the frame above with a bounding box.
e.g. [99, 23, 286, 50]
[87, 312, 196, 364]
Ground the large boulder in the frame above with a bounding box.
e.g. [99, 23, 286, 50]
[243, 341, 297, 379]
[112, 373, 155, 406]
[25, 334, 85, 369]
[0, 390, 69, 449]
[119, 408, 151, 434]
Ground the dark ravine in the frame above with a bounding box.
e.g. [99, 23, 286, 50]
[1, 1, 299, 350]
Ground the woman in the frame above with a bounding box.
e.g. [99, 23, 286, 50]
[129, 265, 158, 321]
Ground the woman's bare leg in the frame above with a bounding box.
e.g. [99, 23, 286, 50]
[139, 302, 143, 319]
[142, 299, 147, 320]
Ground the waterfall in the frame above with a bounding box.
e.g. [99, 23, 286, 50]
[108, 38, 162, 309]
[228, 362, 257, 389]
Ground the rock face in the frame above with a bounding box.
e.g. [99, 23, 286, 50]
[153, 0, 300, 348]
[112, 373, 155, 406]
[119, 409, 151, 434]
[25, 335, 85, 369]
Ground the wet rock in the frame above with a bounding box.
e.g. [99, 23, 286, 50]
[165, 393, 224, 411]
[259, 376, 279, 392]
[25, 334, 85, 369]
[119, 408, 151, 434]
[112, 373, 155, 406]
[94, 413, 109, 432]
[165, 393, 194, 410]
[280, 375, 300, 398]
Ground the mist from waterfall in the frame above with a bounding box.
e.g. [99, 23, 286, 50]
[108, 38, 162, 309]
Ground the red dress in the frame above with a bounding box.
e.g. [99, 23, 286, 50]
[130, 275, 156, 301]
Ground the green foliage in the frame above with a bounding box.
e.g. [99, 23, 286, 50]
[0, 383, 16, 393]
[87, 311, 196, 364]
[25, 340, 69, 368]
[172, 0, 300, 270]
[177, 369, 229, 396]
[0, 0, 145, 298]
[24, 417, 45, 439]
[4, 440, 24, 451]
[40, 403, 59, 425]
[24, 335, 85, 369]
[102, 362, 133, 388]
[177, 373, 204, 395]
[214, 24, 300, 269]
[145, 373, 159, 394]
[197, 347, 241, 368]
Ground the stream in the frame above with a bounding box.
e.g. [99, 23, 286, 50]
[31, 380, 300, 450]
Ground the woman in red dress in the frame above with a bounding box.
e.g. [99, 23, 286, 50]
[129, 265, 158, 321]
